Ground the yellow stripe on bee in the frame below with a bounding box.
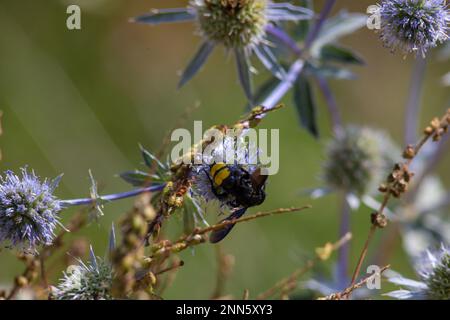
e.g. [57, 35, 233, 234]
[210, 163, 226, 177]
[214, 168, 230, 186]
[210, 163, 230, 186]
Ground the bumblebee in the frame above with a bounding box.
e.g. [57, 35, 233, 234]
[205, 162, 268, 243]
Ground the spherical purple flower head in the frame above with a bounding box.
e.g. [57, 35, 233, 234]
[190, 129, 261, 209]
[0, 168, 62, 251]
[377, 0, 449, 57]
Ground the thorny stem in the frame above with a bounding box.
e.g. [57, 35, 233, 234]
[60, 184, 165, 207]
[349, 110, 450, 290]
[256, 232, 352, 300]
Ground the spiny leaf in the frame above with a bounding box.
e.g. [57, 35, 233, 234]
[50, 173, 64, 191]
[320, 44, 365, 65]
[119, 170, 163, 187]
[178, 41, 215, 88]
[235, 48, 254, 103]
[132, 8, 195, 25]
[139, 144, 166, 171]
[254, 44, 286, 80]
[266, 2, 314, 21]
[294, 74, 319, 138]
[89, 245, 98, 271]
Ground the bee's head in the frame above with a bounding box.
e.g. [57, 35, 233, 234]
[250, 168, 268, 190]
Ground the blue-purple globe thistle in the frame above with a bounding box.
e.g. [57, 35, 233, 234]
[385, 244, 450, 299]
[0, 168, 62, 250]
[377, 0, 449, 56]
[133, 1, 313, 101]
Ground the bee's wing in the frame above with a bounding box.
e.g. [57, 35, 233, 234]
[209, 207, 247, 243]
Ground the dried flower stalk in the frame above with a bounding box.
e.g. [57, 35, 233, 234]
[349, 109, 450, 289]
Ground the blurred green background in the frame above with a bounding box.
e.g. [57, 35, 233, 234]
[0, 0, 448, 299]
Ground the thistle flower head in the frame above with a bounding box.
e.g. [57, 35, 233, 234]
[190, 0, 268, 49]
[52, 249, 113, 300]
[377, 0, 449, 56]
[133, 1, 312, 97]
[322, 126, 399, 196]
[190, 129, 263, 209]
[0, 168, 62, 251]
[385, 244, 450, 299]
